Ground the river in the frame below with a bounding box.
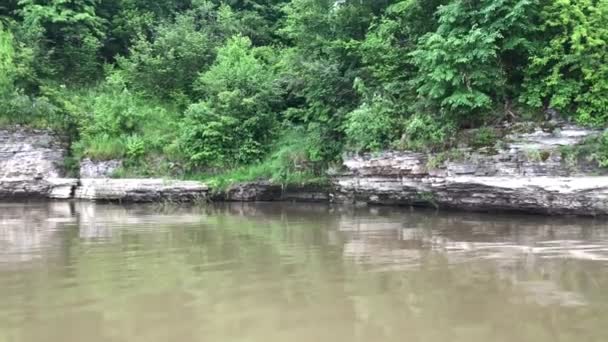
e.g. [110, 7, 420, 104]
[1, 202, 607, 342]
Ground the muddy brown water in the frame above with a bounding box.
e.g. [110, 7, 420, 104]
[1, 202, 607, 342]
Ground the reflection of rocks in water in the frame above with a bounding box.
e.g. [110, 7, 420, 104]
[0, 202, 207, 265]
[0, 202, 73, 264]
[74, 202, 206, 241]
[338, 208, 608, 264]
[514, 281, 587, 307]
[337, 207, 608, 306]
[215, 202, 332, 221]
[343, 240, 423, 271]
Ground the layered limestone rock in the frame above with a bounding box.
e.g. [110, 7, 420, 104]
[0, 178, 208, 202]
[0, 178, 78, 199]
[75, 179, 208, 202]
[0, 128, 67, 178]
[333, 124, 608, 215]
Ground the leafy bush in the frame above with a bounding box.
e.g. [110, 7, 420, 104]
[125, 135, 146, 160]
[0, 23, 15, 93]
[200, 129, 327, 190]
[0, 26, 63, 127]
[397, 114, 454, 152]
[470, 127, 498, 148]
[344, 94, 399, 152]
[72, 76, 178, 161]
[73, 133, 126, 161]
[590, 131, 608, 167]
[178, 35, 280, 169]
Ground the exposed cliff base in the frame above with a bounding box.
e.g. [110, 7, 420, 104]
[3, 124, 608, 214]
[0, 178, 208, 202]
[332, 124, 608, 215]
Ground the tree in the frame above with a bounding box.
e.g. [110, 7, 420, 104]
[178, 36, 281, 168]
[522, 0, 608, 126]
[116, 2, 230, 100]
[0, 23, 16, 99]
[279, 0, 393, 160]
[411, 0, 539, 125]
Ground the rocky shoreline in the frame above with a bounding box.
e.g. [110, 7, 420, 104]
[3, 125, 608, 215]
[332, 124, 608, 215]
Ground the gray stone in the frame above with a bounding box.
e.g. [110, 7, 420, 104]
[0, 128, 67, 178]
[79, 158, 122, 178]
[447, 163, 478, 175]
[48, 178, 79, 199]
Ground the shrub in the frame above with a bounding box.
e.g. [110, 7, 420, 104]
[396, 114, 454, 152]
[470, 127, 498, 148]
[72, 77, 178, 161]
[17, 0, 106, 81]
[344, 95, 399, 152]
[179, 35, 280, 169]
[592, 131, 608, 167]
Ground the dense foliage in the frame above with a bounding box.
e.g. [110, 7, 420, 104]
[1, 0, 607, 180]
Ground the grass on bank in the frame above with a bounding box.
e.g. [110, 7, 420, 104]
[190, 133, 331, 192]
[85, 128, 331, 192]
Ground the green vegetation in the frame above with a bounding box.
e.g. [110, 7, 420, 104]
[525, 148, 552, 162]
[559, 131, 608, 168]
[1, 0, 608, 184]
[469, 127, 499, 149]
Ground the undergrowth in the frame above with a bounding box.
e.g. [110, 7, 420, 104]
[192, 131, 330, 192]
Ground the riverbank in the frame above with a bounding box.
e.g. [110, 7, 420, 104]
[2, 124, 608, 215]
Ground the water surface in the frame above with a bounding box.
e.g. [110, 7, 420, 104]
[1, 202, 607, 342]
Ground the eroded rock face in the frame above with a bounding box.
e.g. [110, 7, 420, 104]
[217, 182, 330, 202]
[333, 124, 608, 215]
[222, 182, 283, 202]
[79, 158, 122, 178]
[0, 128, 67, 178]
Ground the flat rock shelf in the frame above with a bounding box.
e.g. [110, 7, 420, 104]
[0, 178, 209, 203]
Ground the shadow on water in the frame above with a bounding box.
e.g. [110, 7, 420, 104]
[1, 201, 608, 342]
